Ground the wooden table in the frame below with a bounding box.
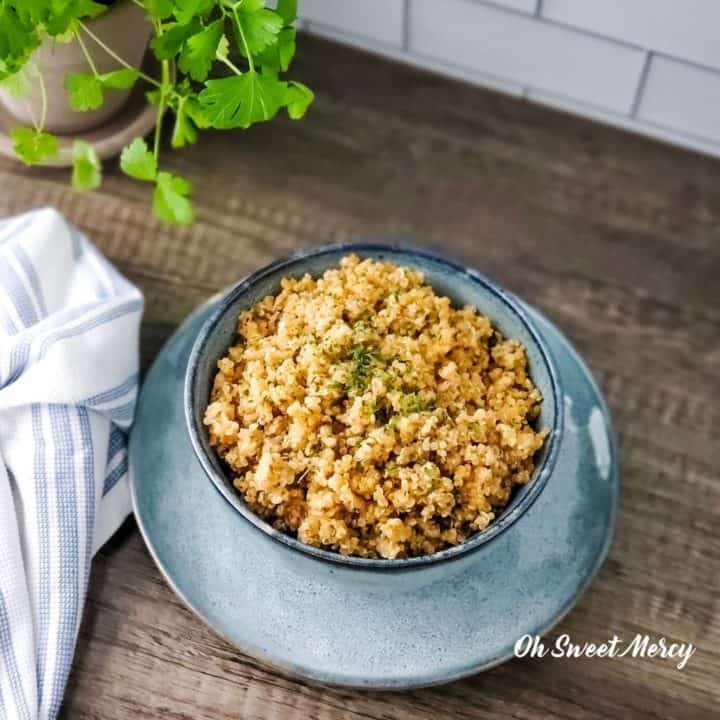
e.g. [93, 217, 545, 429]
[2, 35, 718, 720]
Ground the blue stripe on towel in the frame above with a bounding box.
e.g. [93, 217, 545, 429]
[0, 591, 31, 720]
[0, 256, 38, 330]
[2, 314, 17, 337]
[31, 405, 51, 717]
[13, 243, 48, 319]
[0, 214, 35, 245]
[104, 455, 128, 496]
[47, 405, 80, 719]
[79, 242, 113, 300]
[106, 398, 137, 426]
[83, 373, 139, 408]
[3, 302, 100, 388]
[106, 426, 125, 463]
[68, 225, 84, 260]
[78, 408, 96, 581]
[37, 298, 143, 362]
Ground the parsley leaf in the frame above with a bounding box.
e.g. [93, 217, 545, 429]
[275, 0, 297, 24]
[120, 137, 157, 181]
[236, 3, 283, 56]
[172, 0, 215, 25]
[215, 33, 230, 62]
[178, 18, 223, 81]
[72, 140, 102, 191]
[284, 80, 313, 119]
[184, 95, 212, 128]
[42, 0, 106, 37]
[0, 7, 40, 80]
[153, 171, 194, 224]
[11, 127, 58, 165]
[257, 27, 295, 71]
[65, 73, 104, 111]
[0, 60, 38, 98]
[100, 68, 138, 89]
[144, 0, 174, 19]
[151, 19, 201, 60]
[199, 71, 285, 129]
[171, 98, 198, 147]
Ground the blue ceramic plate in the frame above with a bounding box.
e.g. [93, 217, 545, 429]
[130, 248, 619, 689]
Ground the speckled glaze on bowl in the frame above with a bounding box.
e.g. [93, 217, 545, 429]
[185, 243, 563, 567]
[129, 246, 619, 689]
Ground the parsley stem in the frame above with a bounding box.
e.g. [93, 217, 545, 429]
[25, 101, 40, 133]
[37, 67, 48, 131]
[232, 5, 254, 72]
[153, 60, 169, 163]
[78, 21, 160, 87]
[218, 55, 243, 76]
[75, 29, 99, 77]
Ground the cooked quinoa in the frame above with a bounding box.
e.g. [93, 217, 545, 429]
[204, 256, 546, 559]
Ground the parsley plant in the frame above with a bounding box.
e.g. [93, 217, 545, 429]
[0, 0, 312, 223]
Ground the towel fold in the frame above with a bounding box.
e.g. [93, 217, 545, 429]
[0, 208, 143, 719]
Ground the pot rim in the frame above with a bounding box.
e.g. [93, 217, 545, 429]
[184, 242, 564, 569]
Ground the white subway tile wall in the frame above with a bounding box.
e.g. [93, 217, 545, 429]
[299, 0, 720, 158]
[307, 21, 526, 97]
[638, 56, 720, 144]
[528, 88, 720, 159]
[541, 1, 720, 71]
[410, 0, 645, 112]
[482, 0, 537, 14]
[300, 0, 404, 48]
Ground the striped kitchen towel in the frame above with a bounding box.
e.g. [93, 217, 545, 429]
[0, 208, 143, 719]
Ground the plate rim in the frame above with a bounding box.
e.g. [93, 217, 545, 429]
[129, 296, 619, 690]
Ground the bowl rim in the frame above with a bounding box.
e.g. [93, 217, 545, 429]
[184, 242, 564, 569]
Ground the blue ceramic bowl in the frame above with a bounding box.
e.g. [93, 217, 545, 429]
[185, 244, 563, 569]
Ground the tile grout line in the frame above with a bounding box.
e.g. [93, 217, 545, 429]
[306, 1, 720, 75]
[305, 21, 526, 96]
[307, 27, 720, 153]
[631, 51, 653, 118]
[304, 7, 720, 149]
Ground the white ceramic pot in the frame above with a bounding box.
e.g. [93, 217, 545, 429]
[0, 0, 152, 135]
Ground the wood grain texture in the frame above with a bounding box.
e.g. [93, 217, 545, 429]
[1, 34, 718, 720]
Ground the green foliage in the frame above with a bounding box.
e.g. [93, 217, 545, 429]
[284, 80, 313, 119]
[120, 137, 157, 181]
[153, 171, 194, 224]
[11, 127, 57, 164]
[65, 72, 103, 110]
[170, 97, 198, 147]
[0, 60, 38, 97]
[72, 140, 101, 190]
[1, 0, 312, 223]
[347, 345, 379, 392]
[178, 18, 223, 81]
[0, 0, 106, 82]
[65, 69, 138, 112]
[400, 391, 435, 414]
[198, 70, 284, 128]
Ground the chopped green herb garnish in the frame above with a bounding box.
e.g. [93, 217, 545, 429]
[348, 344, 378, 390]
[400, 391, 435, 413]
